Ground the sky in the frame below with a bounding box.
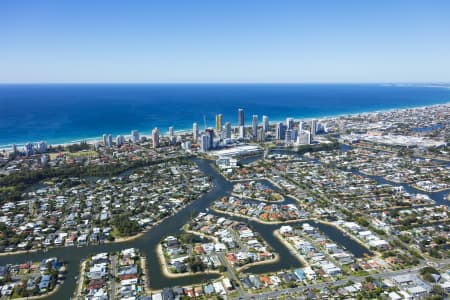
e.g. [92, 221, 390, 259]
[1, 0, 450, 83]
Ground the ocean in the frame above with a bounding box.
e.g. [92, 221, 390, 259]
[0, 83, 449, 147]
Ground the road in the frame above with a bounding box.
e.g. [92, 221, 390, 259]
[231, 258, 450, 300]
[110, 254, 117, 299]
[217, 252, 245, 298]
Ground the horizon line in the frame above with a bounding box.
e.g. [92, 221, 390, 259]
[0, 81, 449, 85]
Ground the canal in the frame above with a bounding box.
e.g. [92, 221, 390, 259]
[0, 154, 397, 299]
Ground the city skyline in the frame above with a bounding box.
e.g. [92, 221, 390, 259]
[2, 0, 450, 83]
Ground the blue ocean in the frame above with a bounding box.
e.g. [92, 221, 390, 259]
[0, 84, 449, 147]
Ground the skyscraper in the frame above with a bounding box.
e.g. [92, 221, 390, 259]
[276, 122, 286, 140]
[116, 135, 125, 147]
[310, 119, 317, 137]
[262, 115, 269, 132]
[152, 127, 160, 148]
[38, 141, 47, 153]
[107, 134, 113, 147]
[224, 121, 232, 139]
[131, 130, 140, 143]
[200, 134, 210, 152]
[205, 128, 215, 149]
[215, 114, 223, 133]
[24, 142, 34, 156]
[239, 125, 245, 139]
[238, 108, 244, 127]
[102, 134, 108, 146]
[297, 130, 311, 145]
[252, 115, 258, 139]
[192, 122, 199, 143]
[169, 126, 174, 138]
[286, 117, 294, 130]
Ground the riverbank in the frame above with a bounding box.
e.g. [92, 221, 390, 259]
[273, 230, 309, 267]
[211, 206, 309, 225]
[231, 192, 284, 203]
[74, 260, 86, 298]
[156, 244, 221, 279]
[236, 253, 280, 272]
[14, 283, 62, 300]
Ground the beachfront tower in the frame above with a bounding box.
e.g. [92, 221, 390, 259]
[169, 126, 174, 138]
[252, 115, 258, 139]
[310, 119, 317, 138]
[192, 122, 199, 143]
[276, 122, 286, 140]
[205, 128, 215, 149]
[239, 125, 245, 139]
[131, 130, 140, 143]
[262, 115, 269, 132]
[286, 117, 294, 130]
[102, 134, 108, 146]
[200, 134, 210, 152]
[116, 135, 125, 147]
[216, 114, 223, 133]
[38, 141, 47, 153]
[152, 127, 160, 148]
[238, 108, 244, 127]
[224, 121, 232, 139]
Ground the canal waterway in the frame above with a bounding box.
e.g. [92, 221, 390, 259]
[0, 151, 437, 298]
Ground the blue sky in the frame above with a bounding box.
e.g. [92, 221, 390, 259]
[1, 0, 450, 83]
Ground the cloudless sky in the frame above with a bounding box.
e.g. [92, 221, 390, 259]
[1, 0, 450, 83]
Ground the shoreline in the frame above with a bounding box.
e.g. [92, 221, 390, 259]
[273, 230, 309, 267]
[155, 244, 221, 279]
[14, 283, 62, 300]
[235, 253, 280, 272]
[2, 101, 449, 150]
[0, 194, 204, 257]
[74, 260, 87, 298]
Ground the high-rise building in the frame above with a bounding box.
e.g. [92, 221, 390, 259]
[299, 121, 304, 131]
[152, 127, 160, 148]
[224, 122, 232, 139]
[24, 142, 34, 156]
[257, 128, 265, 142]
[286, 117, 294, 130]
[297, 130, 311, 145]
[310, 119, 317, 137]
[102, 134, 108, 146]
[238, 108, 244, 127]
[239, 125, 245, 139]
[205, 128, 215, 149]
[252, 115, 258, 138]
[12, 144, 17, 153]
[215, 114, 223, 133]
[38, 141, 47, 153]
[276, 122, 286, 140]
[131, 130, 140, 143]
[262, 115, 269, 132]
[168, 126, 174, 138]
[107, 134, 113, 147]
[200, 134, 210, 152]
[192, 122, 199, 143]
[116, 135, 125, 147]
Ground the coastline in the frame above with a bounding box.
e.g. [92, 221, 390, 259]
[2, 101, 449, 150]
